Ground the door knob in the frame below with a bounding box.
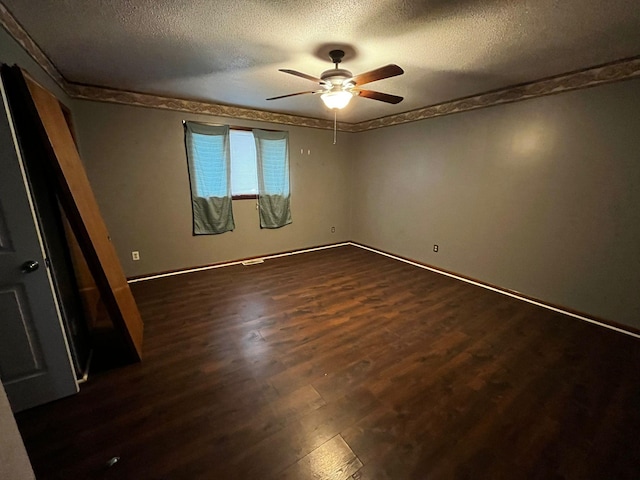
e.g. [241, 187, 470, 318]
[21, 260, 40, 273]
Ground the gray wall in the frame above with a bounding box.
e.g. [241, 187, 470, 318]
[0, 381, 34, 480]
[71, 100, 353, 277]
[4, 23, 639, 329]
[350, 79, 640, 329]
[0, 27, 352, 280]
[0, 27, 69, 104]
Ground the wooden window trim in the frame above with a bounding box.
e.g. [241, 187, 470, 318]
[181, 120, 280, 133]
[232, 194, 257, 200]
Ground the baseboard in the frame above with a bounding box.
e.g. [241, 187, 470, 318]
[126, 242, 350, 283]
[126, 240, 639, 339]
[348, 241, 640, 339]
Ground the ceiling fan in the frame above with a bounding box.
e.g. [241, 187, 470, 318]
[267, 49, 404, 110]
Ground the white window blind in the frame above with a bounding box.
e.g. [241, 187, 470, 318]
[189, 131, 228, 198]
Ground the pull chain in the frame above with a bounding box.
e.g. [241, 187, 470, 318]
[333, 110, 337, 145]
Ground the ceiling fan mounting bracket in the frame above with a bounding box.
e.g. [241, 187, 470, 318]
[329, 49, 345, 67]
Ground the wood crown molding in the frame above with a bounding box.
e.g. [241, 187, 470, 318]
[0, 2, 68, 91]
[67, 83, 345, 131]
[351, 57, 640, 132]
[2, 3, 639, 132]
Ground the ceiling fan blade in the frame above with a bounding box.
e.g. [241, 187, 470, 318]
[266, 90, 320, 101]
[351, 64, 404, 86]
[355, 89, 404, 104]
[279, 69, 324, 84]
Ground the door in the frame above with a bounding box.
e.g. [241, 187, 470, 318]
[0, 78, 78, 412]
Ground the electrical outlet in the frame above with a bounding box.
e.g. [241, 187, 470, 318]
[433, 245, 439, 253]
[331, 226, 336, 233]
[132, 251, 140, 261]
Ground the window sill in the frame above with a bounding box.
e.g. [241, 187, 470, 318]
[232, 194, 258, 200]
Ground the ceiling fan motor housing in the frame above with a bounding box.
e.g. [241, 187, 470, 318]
[321, 68, 353, 86]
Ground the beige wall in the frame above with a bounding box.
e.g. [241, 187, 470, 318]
[350, 79, 640, 329]
[71, 100, 353, 277]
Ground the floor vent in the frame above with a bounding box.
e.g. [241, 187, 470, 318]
[242, 258, 264, 266]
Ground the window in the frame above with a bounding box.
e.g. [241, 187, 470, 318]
[184, 122, 291, 232]
[229, 129, 258, 199]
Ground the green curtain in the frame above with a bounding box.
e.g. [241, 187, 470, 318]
[184, 122, 235, 234]
[253, 129, 292, 228]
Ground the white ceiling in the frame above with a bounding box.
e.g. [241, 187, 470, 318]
[3, 0, 640, 123]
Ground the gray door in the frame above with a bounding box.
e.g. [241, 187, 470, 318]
[0, 79, 77, 412]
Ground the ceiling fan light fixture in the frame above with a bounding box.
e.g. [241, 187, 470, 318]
[321, 89, 353, 110]
[269, 49, 404, 115]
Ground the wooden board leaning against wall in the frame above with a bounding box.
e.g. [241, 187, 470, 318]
[6, 65, 144, 361]
[58, 105, 111, 333]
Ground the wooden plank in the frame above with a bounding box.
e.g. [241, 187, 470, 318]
[15, 67, 143, 360]
[279, 434, 363, 480]
[14, 246, 640, 479]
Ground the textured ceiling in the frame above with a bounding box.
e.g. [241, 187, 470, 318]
[3, 0, 640, 123]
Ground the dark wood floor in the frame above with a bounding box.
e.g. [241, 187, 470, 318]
[16, 245, 640, 479]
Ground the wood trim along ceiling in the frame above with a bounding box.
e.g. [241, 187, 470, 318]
[1, 5, 639, 132]
[0, 2, 67, 91]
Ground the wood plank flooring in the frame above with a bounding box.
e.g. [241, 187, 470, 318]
[15, 245, 640, 479]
